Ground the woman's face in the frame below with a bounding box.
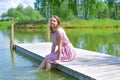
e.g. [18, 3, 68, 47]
[50, 17, 58, 29]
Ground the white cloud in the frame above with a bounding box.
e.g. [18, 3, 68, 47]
[0, 0, 34, 16]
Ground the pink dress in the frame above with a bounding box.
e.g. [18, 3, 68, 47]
[45, 28, 75, 63]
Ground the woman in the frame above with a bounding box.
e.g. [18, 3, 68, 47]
[37, 16, 75, 71]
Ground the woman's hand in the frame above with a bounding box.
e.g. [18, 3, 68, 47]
[55, 60, 60, 64]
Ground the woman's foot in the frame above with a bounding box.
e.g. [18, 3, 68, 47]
[28, 68, 43, 73]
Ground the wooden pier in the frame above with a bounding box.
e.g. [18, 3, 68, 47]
[15, 42, 120, 80]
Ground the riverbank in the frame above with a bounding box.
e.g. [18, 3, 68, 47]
[62, 19, 120, 28]
[0, 19, 120, 30]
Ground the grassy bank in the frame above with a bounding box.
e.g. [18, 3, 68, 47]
[62, 19, 120, 28]
[1, 19, 120, 30]
[0, 21, 11, 29]
[65, 28, 120, 36]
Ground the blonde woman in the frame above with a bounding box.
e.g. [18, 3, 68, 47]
[37, 16, 75, 71]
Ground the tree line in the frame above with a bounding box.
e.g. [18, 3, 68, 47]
[1, 0, 120, 21]
[34, 0, 120, 20]
[1, 4, 45, 22]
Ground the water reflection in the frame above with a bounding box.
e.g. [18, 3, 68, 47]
[0, 30, 77, 80]
[66, 29, 120, 57]
[97, 44, 108, 54]
[10, 48, 15, 66]
[35, 70, 76, 80]
[6, 28, 119, 57]
[4, 28, 120, 57]
[14, 30, 46, 43]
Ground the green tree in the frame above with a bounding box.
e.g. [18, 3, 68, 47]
[1, 12, 8, 20]
[7, 8, 17, 18]
[107, 0, 116, 18]
[24, 6, 45, 21]
[5, 4, 45, 22]
[16, 4, 24, 14]
[118, 2, 120, 18]
[96, 1, 109, 19]
[34, 0, 75, 20]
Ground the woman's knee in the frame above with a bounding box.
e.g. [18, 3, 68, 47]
[46, 62, 52, 71]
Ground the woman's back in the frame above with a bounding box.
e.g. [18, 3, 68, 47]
[52, 27, 70, 46]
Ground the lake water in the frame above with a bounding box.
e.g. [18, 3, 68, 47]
[0, 30, 77, 80]
[65, 28, 120, 57]
[12, 28, 120, 57]
[1, 28, 120, 80]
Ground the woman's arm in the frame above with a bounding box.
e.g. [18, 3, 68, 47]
[54, 34, 62, 64]
[51, 43, 56, 53]
[57, 33, 63, 61]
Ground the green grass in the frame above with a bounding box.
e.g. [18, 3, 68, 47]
[1, 19, 120, 31]
[0, 21, 12, 29]
[37, 24, 47, 31]
[62, 19, 120, 28]
[65, 28, 120, 37]
[39, 19, 120, 35]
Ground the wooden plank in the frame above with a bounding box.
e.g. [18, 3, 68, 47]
[15, 42, 120, 80]
[95, 70, 120, 80]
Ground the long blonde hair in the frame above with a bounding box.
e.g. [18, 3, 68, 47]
[46, 16, 61, 41]
[49, 16, 61, 33]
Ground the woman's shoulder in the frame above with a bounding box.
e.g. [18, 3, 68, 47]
[56, 27, 64, 36]
[57, 27, 64, 32]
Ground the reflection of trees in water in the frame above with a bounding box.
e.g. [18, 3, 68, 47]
[0, 30, 10, 48]
[97, 44, 108, 54]
[1, 30, 10, 36]
[67, 30, 120, 57]
[87, 34, 120, 56]
[14, 31, 46, 43]
[113, 44, 120, 56]
[1, 30, 10, 40]
[1, 29, 120, 57]
[35, 70, 76, 80]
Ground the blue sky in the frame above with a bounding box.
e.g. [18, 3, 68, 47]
[0, 0, 35, 16]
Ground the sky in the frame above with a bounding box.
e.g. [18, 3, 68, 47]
[0, 0, 35, 16]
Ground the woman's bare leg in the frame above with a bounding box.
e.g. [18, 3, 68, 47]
[37, 59, 46, 70]
[46, 62, 51, 71]
[28, 59, 46, 73]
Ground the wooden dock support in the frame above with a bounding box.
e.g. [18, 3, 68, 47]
[10, 17, 14, 49]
